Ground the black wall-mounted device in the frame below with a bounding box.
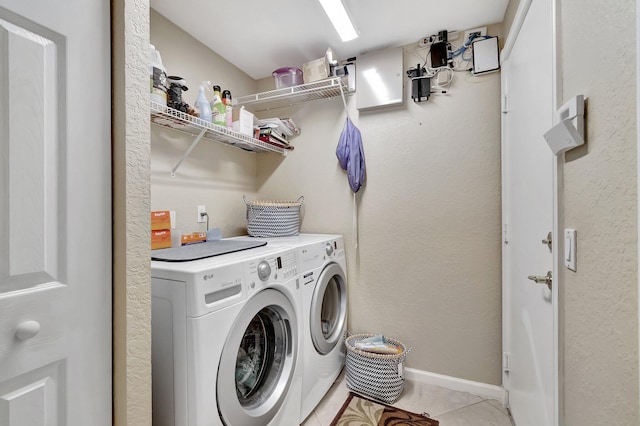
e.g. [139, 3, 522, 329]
[407, 65, 430, 102]
[430, 42, 448, 68]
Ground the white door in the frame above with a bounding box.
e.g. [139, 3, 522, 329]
[0, 1, 111, 425]
[502, 0, 555, 425]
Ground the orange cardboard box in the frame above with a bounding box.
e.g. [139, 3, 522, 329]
[151, 229, 172, 250]
[151, 210, 171, 230]
[181, 232, 206, 246]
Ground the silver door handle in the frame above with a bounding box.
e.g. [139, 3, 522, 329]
[527, 271, 552, 290]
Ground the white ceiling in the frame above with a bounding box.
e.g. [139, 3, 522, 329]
[150, 0, 511, 80]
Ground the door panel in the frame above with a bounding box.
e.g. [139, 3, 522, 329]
[0, 18, 69, 424]
[0, 284, 67, 375]
[502, 0, 554, 424]
[0, 16, 62, 290]
[0, 1, 111, 424]
[0, 361, 65, 426]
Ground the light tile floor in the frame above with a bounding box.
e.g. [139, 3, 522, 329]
[301, 371, 514, 426]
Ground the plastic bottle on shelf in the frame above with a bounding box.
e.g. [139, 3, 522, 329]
[195, 81, 212, 123]
[149, 44, 167, 106]
[211, 85, 226, 127]
[222, 89, 233, 130]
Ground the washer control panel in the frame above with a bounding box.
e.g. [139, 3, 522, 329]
[245, 249, 298, 288]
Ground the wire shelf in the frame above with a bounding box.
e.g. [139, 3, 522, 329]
[150, 101, 287, 155]
[235, 77, 354, 112]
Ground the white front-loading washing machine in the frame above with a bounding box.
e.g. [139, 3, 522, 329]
[234, 234, 349, 423]
[151, 243, 302, 426]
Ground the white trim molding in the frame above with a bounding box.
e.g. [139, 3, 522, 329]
[501, 0, 533, 62]
[551, 1, 563, 425]
[404, 368, 507, 405]
[501, 1, 561, 424]
[636, 0, 640, 420]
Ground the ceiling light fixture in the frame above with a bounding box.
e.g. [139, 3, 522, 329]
[318, 0, 358, 42]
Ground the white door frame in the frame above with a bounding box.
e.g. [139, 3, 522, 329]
[636, 0, 640, 419]
[501, 0, 562, 424]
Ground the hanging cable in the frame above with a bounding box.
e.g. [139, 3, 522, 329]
[353, 192, 358, 249]
[339, 82, 350, 120]
[200, 211, 209, 231]
[338, 80, 360, 249]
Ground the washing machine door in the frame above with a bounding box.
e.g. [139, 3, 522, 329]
[217, 288, 298, 426]
[310, 262, 347, 355]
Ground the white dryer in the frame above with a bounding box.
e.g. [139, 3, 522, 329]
[151, 243, 302, 426]
[295, 235, 348, 422]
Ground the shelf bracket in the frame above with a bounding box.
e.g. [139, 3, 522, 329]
[171, 128, 207, 177]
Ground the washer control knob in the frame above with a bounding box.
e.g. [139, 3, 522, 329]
[257, 260, 271, 281]
[325, 243, 334, 256]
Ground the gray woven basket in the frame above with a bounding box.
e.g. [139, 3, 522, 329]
[244, 195, 304, 237]
[345, 333, 411, 404]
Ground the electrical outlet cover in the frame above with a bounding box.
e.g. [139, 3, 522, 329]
[197, 205, 206, 223]
[463, 27, 487, 42]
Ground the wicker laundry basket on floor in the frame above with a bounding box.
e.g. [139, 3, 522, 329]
[244, 196, 303, 237]
[345, 333, 411, 404]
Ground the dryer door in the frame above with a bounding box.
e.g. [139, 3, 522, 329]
[310, 262, 347, 355]
[217, 288, 298, 426]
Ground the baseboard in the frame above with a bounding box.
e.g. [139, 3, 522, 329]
[404, 368, 507, 405]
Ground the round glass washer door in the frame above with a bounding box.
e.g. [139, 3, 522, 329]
[310, 262, 347, 355]
[217, 288, 298, 426]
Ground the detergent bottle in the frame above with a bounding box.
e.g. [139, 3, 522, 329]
[222, 89, 233, 130]
[195, 81, 212, 123]
[211, 85, 226, 127]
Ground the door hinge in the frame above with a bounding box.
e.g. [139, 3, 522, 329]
[501, 95, 508, 113]
[503, 224, 509, 245]
[503, 352, 510, 373]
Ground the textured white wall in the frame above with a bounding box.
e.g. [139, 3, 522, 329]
[256, 43, 503, 385]
[560, 0, 639, 423]
[150, 10, 259, 237]
[113, 0, 152, 425]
